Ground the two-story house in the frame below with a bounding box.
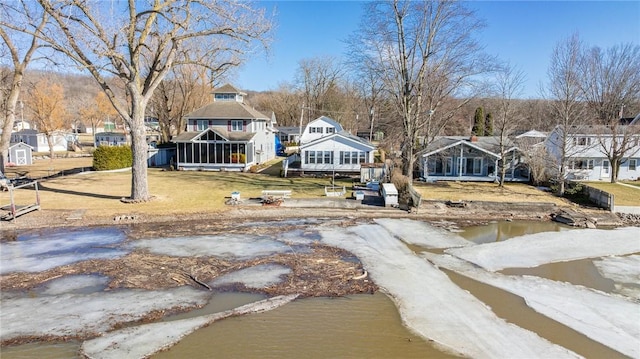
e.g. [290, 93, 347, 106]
[172, 84, 277, 171]
[292, 116, 375, 174]
[545, 123, 640, 181]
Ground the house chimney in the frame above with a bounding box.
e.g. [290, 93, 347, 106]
[470, 135, 478, 142]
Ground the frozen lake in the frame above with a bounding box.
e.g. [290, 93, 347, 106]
[1, 219, 638, 358]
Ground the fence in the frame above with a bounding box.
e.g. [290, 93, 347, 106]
[582, 184, 615, 211]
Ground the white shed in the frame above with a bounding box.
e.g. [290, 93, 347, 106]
[8, 142, 34, 166]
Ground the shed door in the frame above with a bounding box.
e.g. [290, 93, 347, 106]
[16, 149, 28, 165]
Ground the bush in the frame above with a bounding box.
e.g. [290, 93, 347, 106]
[93, 146, 133, 171]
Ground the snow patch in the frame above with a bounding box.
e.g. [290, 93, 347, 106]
[130, 234, 292, 260]
[212, 264, 291, 289]
[374, 218, 473, 248]
[40, 275, 110, 296]
[594, 255, 640, 300]
[0, 228, 127, 274]
[446, 227, 640, 271]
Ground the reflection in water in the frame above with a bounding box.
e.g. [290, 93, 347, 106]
[460, 220, 568, 244]
[154, 293, 460, 359]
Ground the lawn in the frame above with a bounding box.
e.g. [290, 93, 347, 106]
[1, 157, 352, 219]
[583, 182, 640, 206]
[412, 181, 569, 206]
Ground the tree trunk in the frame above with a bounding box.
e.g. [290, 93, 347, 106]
[47, 134, 55, 160]
[610, 158, 620, 184]
[128, 106, 150, 201]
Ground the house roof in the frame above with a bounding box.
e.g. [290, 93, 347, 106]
[9, 142, 34, 150]
[212, 83, 246, 96]
[421, 136, 518, 158]
[300, 131, 375, 150]
[276, 126, 302, 135]
[186, 100, 269, 120]
[307, 116, 343, 131]
[172, 128, 256, 142]
[515, 130, 548, 138]
[553, 124, 640, 135]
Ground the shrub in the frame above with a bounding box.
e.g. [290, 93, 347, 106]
[93, 146, 133, 171]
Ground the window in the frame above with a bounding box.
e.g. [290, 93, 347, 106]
[310, 127, 323, 134]
[340, 151, 365, 165]
[326, 127, 335, 134]
[571, 159, 594, 170]
[214, 93, 235, 101]
[231, 120, 243, 132]
[197, 120, 208, 131]
[572, 137, 592, 146]
[324, 151, 333, 164]
[629, 159, 637, 171]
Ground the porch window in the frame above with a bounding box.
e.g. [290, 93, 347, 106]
[231, 120, 243, 132]
[629, 159, 637, 171]
[473, 158, 482, 175]
[445, 157, 453, 175]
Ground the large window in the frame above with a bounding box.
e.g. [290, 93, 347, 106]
[629, 159, 637, 171]
[570, 159, 594, 170]
[197, 120, 209, 131]
[231, 120, 243, 132]
[305, 151, 333, 164]
[340, 151, 366, 165]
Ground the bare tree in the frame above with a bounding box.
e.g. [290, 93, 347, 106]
[295, 55, 346, 125]
[0, 0, 48, 174]
[579, 43, 640, 183]
[79, 91, 118, 147]
[250, 83, 302, 127]
[26, 78, 67, 159]
[30, 0, 272, 201]
[492, 63, 526, 186]
[543, 33, 589, 195]
[349, 0, 489, 181]
[150, 65, 214, 143]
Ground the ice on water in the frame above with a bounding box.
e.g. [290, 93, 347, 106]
[211, 264, 291, 289]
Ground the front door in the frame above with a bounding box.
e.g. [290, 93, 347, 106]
[601, 159, 610, 178]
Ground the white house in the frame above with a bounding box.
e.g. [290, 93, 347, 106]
[172, 84, 277, 171]
[545, 124, 640, 181]
[10, 129, 68, 153]
[291, 116, 375, 174]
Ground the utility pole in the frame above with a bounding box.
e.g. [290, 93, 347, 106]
[369, 107, 374, 141]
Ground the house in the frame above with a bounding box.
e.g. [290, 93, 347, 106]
[276, 126, 301, 144]
[171, 84, 277, 171]
[419, 136, 529, 182]
[8, 142, 34, 166]
[10, 129, 68, 153]
[94, 132, 130, 147]
[545, 124, 640, 181]
[283, 116, 376, 176]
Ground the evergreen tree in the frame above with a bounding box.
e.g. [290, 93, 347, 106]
[485, 112, 494, 135]
[472, 107, 484, 135]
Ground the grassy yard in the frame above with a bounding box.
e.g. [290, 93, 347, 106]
[413, 181, 569, 206]
[2, 157, 352, 219]
[583, 182, 640, 206]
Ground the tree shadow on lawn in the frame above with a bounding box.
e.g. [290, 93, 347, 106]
[36, 182, 124, 200]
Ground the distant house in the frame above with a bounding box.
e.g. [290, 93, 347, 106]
[172, 84, 277, 171]
[276, 126, 301, 144]
[545, 123, 640, 181]
[10, 129, 68, 153]
[94, 132, 130, 147]
[419, 136, 529, 182]
[283, 116, 376, 176]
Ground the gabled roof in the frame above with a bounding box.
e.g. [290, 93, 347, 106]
[420, 136, 518, 158]
[515, 130, 548, 139]
[212, 83, 246, 96]
[276, 126, 302, 135]
[552, 124, 640, 136]
[172, 128, 256, 142]
[300, 130, 375, 150]
[9, 142, 34, 150]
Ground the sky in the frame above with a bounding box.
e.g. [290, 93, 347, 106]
[233, 1, 640, 99]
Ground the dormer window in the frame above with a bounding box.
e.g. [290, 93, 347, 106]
[215, 93, 236, 101]
[326, 127, 335, 134]
[310, 127, 323, 133]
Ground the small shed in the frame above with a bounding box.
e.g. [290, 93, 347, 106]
[8, 142, 34, 166]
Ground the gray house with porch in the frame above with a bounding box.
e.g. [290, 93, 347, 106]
[419, 136, 529, 182]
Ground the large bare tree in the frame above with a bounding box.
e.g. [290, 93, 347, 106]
[29, 0, 272, 201]
[349, 0, 489, 181]
[0, 0, 48, 174]
[579, 43, 640, 183]
[543, 34, 589, 195]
